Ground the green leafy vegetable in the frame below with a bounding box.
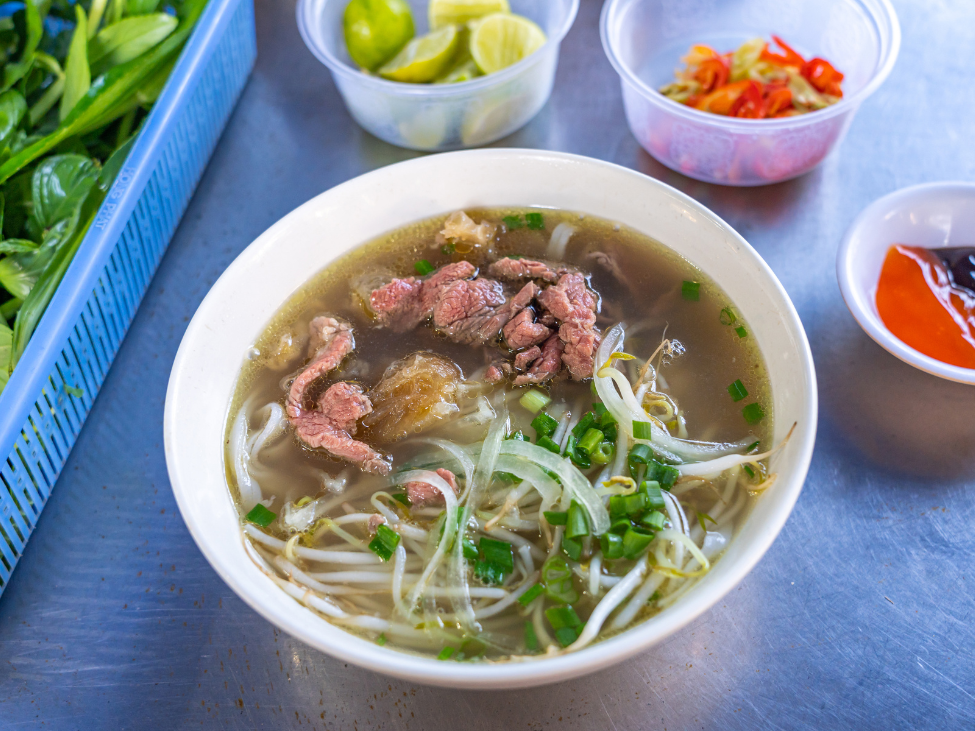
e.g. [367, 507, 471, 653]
[88, 14, 178, 76]
[244, 504, 276, 527]
[61, 6, 92, 122]
[474, 536, 513, 584]
[368, 524, 401, 561]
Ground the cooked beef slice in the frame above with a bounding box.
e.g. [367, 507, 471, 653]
[503, 307, 553, 350]
[405, 468, 460, 506]
[369, 261, 476, 331]
[513, 334, 564, 385]
[487, 257, 571, 284]
[536, 273, 599, 379]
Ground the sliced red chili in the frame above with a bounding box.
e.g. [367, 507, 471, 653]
[692, 56, 730, 93]
[764, 86, 793, 116]
[730, 80, 767, 118]
[760, 35, 806, 66]
[802, 57, 845, 97]
[693, 80, 752, 115]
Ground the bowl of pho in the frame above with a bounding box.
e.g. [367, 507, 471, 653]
[165, 149, 817, 688]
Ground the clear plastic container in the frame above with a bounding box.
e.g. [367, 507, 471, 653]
[600, 0, 900, 186]
[298, 0, 578, 151]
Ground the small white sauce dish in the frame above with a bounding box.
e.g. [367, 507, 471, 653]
[837, 181, 975, 385]
[165, 149, 817, 688]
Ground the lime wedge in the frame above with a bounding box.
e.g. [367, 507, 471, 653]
[343, 0, 415, 72]
[469, 13, 546, 75]
[378, 25, 460, 83]
[428, 0, 510, 30]
[435, 59, 482, 83]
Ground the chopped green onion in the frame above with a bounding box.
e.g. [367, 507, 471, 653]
[563, 435, 591, 469]
[541, 556, 579, 604]
[543, 510, 568, 526]
[531, 412, 559, 437]
[537, 435, 561, 454]
[647, 460, 679, 488]
[561, 535, 582, 561]
[608, 495, 627, 519]
[600, 422, 618, 444]
[414, 259, 435, 276]
[624, 492, 648, 518]
[506, 430, 528, 441]
[571, 413, 596, 439]
[719, 307, 737, 326]
[474, 537, 514, 584]
[518, 583, 545, 607]
[440, 242, 456, 255]
[681, 280, 700, 301]
[519, 389, 551, 414]
[641, 481, 665, 510]
[599, 409, 618, 427]
[640, 510, 666, 531]
[742, 402, 766, 424]
[244, 504, 277, 528]
[525, 212, 545, 230]
[578, 428, 604, 454]
[566, 501, 589, 539]
[463, 536, 479, 560]
[390, 493, 411, 507]
[632, 420, 653, 440]
[743, 464, 756, 478]
[545, 604, 582, 630]
[524, 621, 539, 652]
[590, 442, 614, 464]
[437, 646, 456, 660]
[622, 526, 655, 559]
[592, 403, 608, 418]
[735, 325, 748, 338]
[600, 532, 624, 559]
[376, 633, 387, 646]
[368, 524, 401, 561]
[502, 214, 523, 230]
[64, 384, 84, 397]
[727, 379, 748, 402]
[746, 441, 760, 452]
[554, 627, 579, 647]
[610, 516, 631, 535]
[627, 444, 652, 477]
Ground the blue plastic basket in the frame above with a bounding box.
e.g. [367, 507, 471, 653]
[0, 0, 256, 595]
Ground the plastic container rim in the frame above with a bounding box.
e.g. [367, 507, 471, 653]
[837, 180, 975, 386]
[599, 0, 901, 130]
[296, 0, 579, 97]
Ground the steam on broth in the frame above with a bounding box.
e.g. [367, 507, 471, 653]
[226, 209, 777, 661]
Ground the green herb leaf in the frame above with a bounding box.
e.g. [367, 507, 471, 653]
[61, 6, 92, 122]
[368, 523, 401, 561]
[735, 325, 748, 338]
[1, 0, 44, 93]
[517, 583, 544, 607]
[474, 537, 513, 584]
[525, 212, 544, 230]
[727, 379, 748, 402]
[30, 154, 99, 232]
[0, 90, 27, 150]
[88, 13, 178, 77]
[502, 214, 522, 230]
[681, 280, 700, 301]
[719, 307, 737, 326]
[125, 0, 163, 16]
[742, 402, 765, 424]
[244, 503, 276, 527]
[437, 646, 455, 660]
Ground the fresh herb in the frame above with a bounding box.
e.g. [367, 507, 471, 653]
[536, 435, 560, 454]
[502, 214, 523, 230]
[517, 583, 545, 607]
[565, 501, 589, 539]
[474, 537, 513, 585]
[727, 379, 748, 402]
[608, 495, 627, 519]
[414, 259, 435, 275]
[632, 420, 653, 440]
[743, 464, 756, 478]
[545, 605, 582, 647]
[646, 460, 679, 488]
[524, 621, 539, 651]
[525, 212, 544, 230]
[571, 412, 596, 439]
[368, 524, 401, 561]
[437, 646, 456, 661]
[562, 434, 591, 469]
[642, 480, 666, 510]
[746, 441, 760, 452]
[590, 441, 614, 464]
[624, 492, 648, 517]
[742, 402, 766, 424]
[541, 556, 579, 604]
[600, 532, 624, 559]
[640, 510, 666, 532]
[735, 325, 748, 338]
[244, 504, 276, 528]
[593, 403, 608, 418]
[543, 510, 568, 526]
[390, 493, 411, 507]
[577, 427, 604, 455]
[627, 443, 652, 475]
[719, 307, 737, 326]
[622, 526, 655, 559]
[519, 388, 551, 414]
[681, 280, 700, 301]
[531, 412, 559, 438]
[440, 242, 455, 255]
[560, 535, 582, 561]
[505, 429, 528, 441]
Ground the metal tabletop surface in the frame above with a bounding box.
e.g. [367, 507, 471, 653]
[3, 0, 974, 728]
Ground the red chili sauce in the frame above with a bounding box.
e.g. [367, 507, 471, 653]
[875, 245, 975, 369]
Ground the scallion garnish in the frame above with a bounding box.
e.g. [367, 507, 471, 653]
[531, 412, 559, 437]
[727, 379, 748, 402]
[437, 646, 456, 661]
[571, 412, 596, 439]
[590, 441, 614, 464]
[244, 504, 277, 528]
[746, 440, 760, 452]
[646, 460, 679, 488]
[524, 621, 539, 652]
[519, 388, 552, 414]
[390, 493, 411, 507]
[632, 420, 653, 440]
[440, 242, 455, 255]
[561, 535, 582, 561]
[641, 480, 665, 510]
[525, 212, 545, 230]
[592, 403, 608, 418]
[502, 214, 523, 230]
[505, 430, 528, 442]
[577, 428, 604, 454]
[543, 510, 569, 526]
[545, 605, 582, 631]
[624, 492, 648, 517]
[681, 280, 700, 301]
[735, 325, 748, 338]
[518, 583, 545, 607]
[742, 402, 766, 424]
[541, 556, 579, 604]
[608, 495, 627, 519]
[474, 537, 514, 585]
[554, 627, 580, 647]
[376, 633, 387, 646]
[743, 464, 756, 478]
[622, 526, 655, 559]
[537, 435, 561, 454]
[600, 532, 624, 559]
[414, 259, 435, 276]
[627, 443, 652, 478]
[565, 501, 589, 539]
[563, 435, 591, 469]
[719, 307, 737, 326]
[640, 510, 666, 532]
[368, 524, 401, 561]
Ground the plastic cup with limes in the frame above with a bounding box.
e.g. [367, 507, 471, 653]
[343, 0, 415, 71]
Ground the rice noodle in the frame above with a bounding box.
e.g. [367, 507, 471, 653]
[588, 551, 603, 596]
[246, 402, 287, 459]
[230, 409, 262, 510]
[546, 222, 575, 259]
[610, 571, 667, 629]
[568, 555, 650, 651]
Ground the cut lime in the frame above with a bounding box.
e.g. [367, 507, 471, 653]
[469, 13, 546, 75]
[435, 59, 482, 83]
[378, 25, 460, 83]
[343, 0, 415, 72]
[428, 0, 510, 30]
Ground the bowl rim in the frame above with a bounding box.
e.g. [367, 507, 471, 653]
[296, 0, 580, 97]
[598, 0, 901, 129]
[836, 180, 975, 385]
[165, 149, 819, 688]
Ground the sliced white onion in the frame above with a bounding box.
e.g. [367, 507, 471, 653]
[546, 222, 575, 259]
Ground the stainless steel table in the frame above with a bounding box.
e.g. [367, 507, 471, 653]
[3, 0, 974, 727]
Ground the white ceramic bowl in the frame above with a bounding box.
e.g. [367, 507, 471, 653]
[297, 0, 578, 151]
[837, 181, 975, 384]
[600, 0, 900, 186]
[165, 149, 818, 688]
